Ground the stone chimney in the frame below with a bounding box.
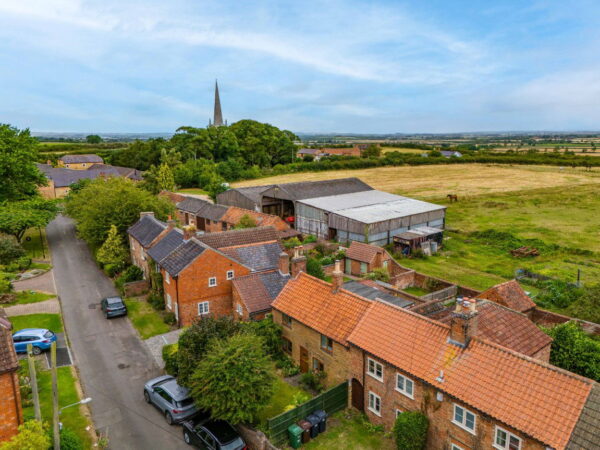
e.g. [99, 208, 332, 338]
[140, 211, 155, 219]
[183, 224, 196, 241]
[279, 252, 290, 275]
[449, 297, 479, 348]
[331, 260, 343, 293]
[167, 215, 176, 230]
[291, 246, 307, 277]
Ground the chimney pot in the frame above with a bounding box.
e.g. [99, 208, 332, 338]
[331, 259, 343, 293]
[279, 252, 290, 275]
[183, 224, 196, 240]
[291, 246, 307, 277]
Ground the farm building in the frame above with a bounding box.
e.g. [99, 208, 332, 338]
[295, 190, 445, 245]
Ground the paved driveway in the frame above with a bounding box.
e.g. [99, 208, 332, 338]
[47, 215, 188, 449]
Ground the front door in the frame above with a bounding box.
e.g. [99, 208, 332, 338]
[299, 346, 309, 373]
[351, 378, 364, 411]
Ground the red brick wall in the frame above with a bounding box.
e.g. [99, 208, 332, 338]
[0, 371, 22, 443]
[232, 286, 250, 321]
[123, 280, 149, 297]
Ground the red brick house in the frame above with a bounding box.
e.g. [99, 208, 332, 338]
[476, 279, 537, 316]
[127, 212, 174, 279]
[344, 241, 393, 276]
[0, 309, 22, 443]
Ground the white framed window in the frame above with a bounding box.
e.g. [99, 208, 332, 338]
[208, 277, 217, 287]
[395, 373, 414, 399]
[166, 294, 172, 310]
[367, 357, 383, 382]
[494, 426, 522, 450]
[165, 272, 170, 284]
[452, 404, 476, 435]
[198, 301, 210, 315]
[226, 270, 234, 280]
[236, 304, 243, 316]
[368, 392, 381, 416]
[451, 445, 464, 450]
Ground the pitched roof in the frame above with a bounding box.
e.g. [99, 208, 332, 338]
[347, 301, 595, 450]
[147, 228, 184, 263]
[435, 300, 552, 357]
[177, 198, 229, 221]
[0, 308, 18, 375]
[160, 238, 207, 276]
[127, 215, 166, 247]
[233, 271, 290, 314]
[220, 242, 283, 272]
[37, 163, 141, 187]
[345, 241, 384, 263]
[220, 207, 290, 231]
[159, 191, 188, 204]
[261, 177, 372, 201]
[343, 280, 414, 309]
[222, 185, 273, 205]
[567, 384, 600, 449]
[196, 226, 279, 249]
[477, 279, 536, 313]
[272, 272, 372, 346]
[59, 154, 103, 163]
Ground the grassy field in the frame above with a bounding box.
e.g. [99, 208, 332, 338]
[20, 361, 92, 447]
[124, 298, 171, 339]
[380, 146, 425, 154]
[9, 313, 64, 333]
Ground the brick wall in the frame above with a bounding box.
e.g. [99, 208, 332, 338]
[531, 308, 600, 336]
[273, 309, 350, 388]
[129, 236, 152, 279]
[123, 280, 149, 297]
[0, 371, 22, 443]
[232, 286, 250, 321]
[349, 348, 547, 450]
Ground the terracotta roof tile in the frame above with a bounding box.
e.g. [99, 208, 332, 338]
[0, 308, 18, 375]
[272, 272, 372, 346]
[477, 279, 536, 313]
[345, 241, 383, 264]
[233, 271, 290, 314]
[347, 301, 594, 449]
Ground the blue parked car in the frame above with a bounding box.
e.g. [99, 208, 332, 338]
[12, 328, 57, 355]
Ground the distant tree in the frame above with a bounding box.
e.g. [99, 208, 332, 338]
[229, 120, 296, 167]
[0, 198, 59, 242]
[393, 411, 429, 450]
[361, 144, 381, 158]
[0, 234, 25, 265]
[86, 134, 103, 144]
[543, 322, 600, 382]
[156, 163, 175, 192]
[0, 420, 51, 450]
[302, 155, 314, 162]
[96, 225, 129, 268]
[234, 214, 257, 229]
[0, 124, 47, 201]
[108, 138, 165, 171]
[64, 177, 173, 247]
[189, 333, 275, 424]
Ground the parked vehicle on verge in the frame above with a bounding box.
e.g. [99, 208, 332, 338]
[144, 375, 198, 424]
[12, 328, 57, 355]
[182, 415, 247, 450]
[101, 296, 127, 319]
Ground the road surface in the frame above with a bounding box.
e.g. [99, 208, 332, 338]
[47, 215, 188, 449]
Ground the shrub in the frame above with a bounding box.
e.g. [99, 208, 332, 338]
[17, 256, 31, 271]
[320, 256, 334, 266]
[535, 280, 583, 309]
[0, 420, 51, 450]
[275, 355, 300, 377]
[234, 214, 257, 229]
[306, 257, 325, 280]
[283, 237, 302, 249]
[303, 234, 317, 244]
[58, 427, 84, 450]
[103, 264, 119, 278]
[120, 265, 144, 283]
[364, 267, 390, 283]
[0, 235, 25, 265]
[162, 343, 179, 376]
[393, 411, 429, 450]
[300, 370, 327, 393]
[163, 312, 176, 326]
[0, 279, 12, 294]
[148, 292, 165, 311]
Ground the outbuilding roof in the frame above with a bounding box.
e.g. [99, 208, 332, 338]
[177, 198, 228, 221]
[343, 280, 413, 309]
[233, 271, 290, 314]
[127, 215, 166, 247]
[260, 177, 372, 201]
[345, 241, 385, 263]
[196, 226, 279, 249]
[59, 154, 103, 164]
[476, 279, 536, 313]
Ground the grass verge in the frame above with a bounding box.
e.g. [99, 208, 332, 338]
[21, 227, 51, 261]
[9, 313, 64, 333]
[5, 291, 55, 306]
[124, 298, 171, 339]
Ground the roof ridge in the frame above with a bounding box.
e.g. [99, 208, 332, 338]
[294, 272, 374, 307]
[219, 240, 279, 250]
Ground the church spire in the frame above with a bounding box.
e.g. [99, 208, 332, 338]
[213, 80, 224, 127]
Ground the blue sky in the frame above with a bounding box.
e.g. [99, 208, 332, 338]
[1, 0, 600, 133]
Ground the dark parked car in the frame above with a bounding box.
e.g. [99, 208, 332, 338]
[101, 296, 127, 318]
[12, 328, 57, 355]
[182, 415, 247, 449]
[144, 375, 198, 424]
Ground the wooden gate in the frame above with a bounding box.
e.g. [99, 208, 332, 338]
[300, 346, 309, 373]
[351, 378, 364, 411]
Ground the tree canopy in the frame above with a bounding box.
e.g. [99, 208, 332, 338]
[0, 124, 47, 201]
[96, 224, 129, 268]
[0, 234, 25, 265]
[86, 134, 103, 144]
[64, 177, 173, 247]
[0, 420, 51, 450]
[0, 198, 59, 242]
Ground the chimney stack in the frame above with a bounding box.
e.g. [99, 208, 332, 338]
[140, 211, 155, 219]
[183, 224, 196, 241]
[167, 215, 176, 230]
[449, 297, 479, 348]
[291, 246, 307, 277]
[331, 260, 343, 293]
[279, 252, 290, 275]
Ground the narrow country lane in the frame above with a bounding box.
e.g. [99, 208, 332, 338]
[47, 215, 188, 449]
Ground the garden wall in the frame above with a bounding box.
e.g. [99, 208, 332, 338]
[123, 280, 149, 297]
[532, 309, 600, 336]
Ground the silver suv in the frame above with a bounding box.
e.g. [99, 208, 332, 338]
[144, 375, 198, 424]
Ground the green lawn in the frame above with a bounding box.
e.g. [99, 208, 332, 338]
[124, 298, 171, 339]
[21, 227, 51, 261]
[401, 286, 430, 297]
[257, 377, 311, 426]
[9, 313, 64, 333]
[4, 290, 55, 306]
[303, 410, 394, 450]
[19, 361, 92, 447]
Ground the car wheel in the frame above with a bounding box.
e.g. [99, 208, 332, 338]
[32, 346, 42, 356]
[183, 431, 191, 445]
[143, 390, 151, 403]
[165, 411, 174, 425]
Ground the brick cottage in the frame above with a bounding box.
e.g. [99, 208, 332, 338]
[0, 309, 22, 443]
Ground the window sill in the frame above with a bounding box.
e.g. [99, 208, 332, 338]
[451, 420, 476, 436]
[395, 388, 414, 400]
[320, 347, 333, 355]
[367, 372, 384, 383]
[368, 407, 382, 417]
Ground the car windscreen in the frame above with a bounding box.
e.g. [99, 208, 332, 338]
[107, 298, 123, 305]
[220, 437, 244, 450]
[43, 331, 54, 339]
[176, 398, 194, 408]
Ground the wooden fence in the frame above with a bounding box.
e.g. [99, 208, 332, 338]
[267, 382, 348, 446]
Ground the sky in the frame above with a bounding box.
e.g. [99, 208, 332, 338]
[1, 0, 600, 134]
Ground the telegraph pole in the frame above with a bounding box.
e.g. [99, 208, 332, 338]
[27, 344, 41, 421]
[51, 342, 60, 449]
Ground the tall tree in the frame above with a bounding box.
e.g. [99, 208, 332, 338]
[0, 198, 59, 242]
[0, 124, 47, 201]
[156, 163, 175, 192]
[96, 224, 129, 267]
[229, 120, 296, 167]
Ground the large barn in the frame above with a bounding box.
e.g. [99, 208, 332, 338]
[217, 179, 445, 245]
